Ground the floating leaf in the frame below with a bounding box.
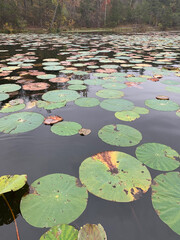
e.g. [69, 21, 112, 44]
[0, 103, 25, 113]
[133, 107, 149, 115]
[102, 83, 126, 90]
[42, 90, 80, 102]
[23, 82, 50, 91]
[0, 84, 21, 93]
[0, 175, 27, 195]
[115, 111, 140, 121]
[68, 85, 87, 91]
[100, 99, 134, 112]
[37, 100, 66, 110]
[79, 151, 151, 202]
[156, 95, 169, 100]
[75, 98, 100, 107]
[96, 89, 124, 99]
[98, 124, 142, 147]
[0, 93, 9, 101]
[44, 116, 63, 125]
[161, 80, 180, 85]
[51, 121, 82, 136]
[0, 112, 44, 134]
[136, 143, 180, 171]
[40, 224, 78, 240]
[84, 79, 104, 86]
[145, 99, 179, 111]
[37, 74, 56, 80]
[49, 77, 69, 83]
[151, 172, 180, 235]
[166, 86, 180, 93]
[79, 128, 91, 136]
[78, 224, 107, 240]
[68, 80, 84, 85]
[20, 174, 88, 228]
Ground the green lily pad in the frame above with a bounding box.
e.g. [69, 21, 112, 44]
[37, 74, 56, 80]
[0, 103, 25, 113]
[176, 110, 180, 117]
[166, 86, 180, 93]
[96, 89, 124, 99]
[37, 100, 66, 110]
[68, 80, 84, 85]
[115, 111, 140, 121]
[102, 83, 126, 90]
[126, 77, 146, 83]
[151, 172, 180, 235]
[40, 224, 78, 240]
[42, 62, 60, 66]
[79, 151, 151, 202]
[84, 79, 104, 86]
[0, 112, 44, 134]
[0, 93, 9, 101]
[136, 143, 180, 171]
[51, 121, 82, 136]
[133, 107, 149, 115]
[98, 124, 142, 147]
[161, 80, 180, 85]
[68, 85, 87, 91]
[101, 64, 119, 69]
[75, 98, 100, 107]
[145, 99, 179, 111]
[100, 99, 134, 112]
[0, 174, 27, 195]
[20, 174, 88, 228]
[0, 84, 21, 93]
[42, 90, 80, 102]
[78, 224, 107, 240]
[43, 66, 64, 71]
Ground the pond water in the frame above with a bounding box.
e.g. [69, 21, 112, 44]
[0, 32, 180, 240]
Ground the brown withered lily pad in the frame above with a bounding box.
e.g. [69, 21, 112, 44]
[79, 128, 91, 136]
[23, 82, 50, 91]
[156, 95, 169, 100]
[44, 116, 63, 125]
[49, 77, 69, 83]
[148, 78, 159, 82]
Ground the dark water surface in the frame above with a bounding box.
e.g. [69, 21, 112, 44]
[0, 32, 180, 240]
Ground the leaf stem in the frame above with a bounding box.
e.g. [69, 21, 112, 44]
[2, 194, 20, 240]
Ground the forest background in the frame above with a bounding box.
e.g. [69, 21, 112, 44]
[0, 0, 180, 33]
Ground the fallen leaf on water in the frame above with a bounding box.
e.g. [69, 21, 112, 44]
[44, 116, 63, 125]
[79, 128, 91, 136]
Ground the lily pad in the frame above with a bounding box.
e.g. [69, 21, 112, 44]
[44, 116, 63, 125]
[145, 99, 179, 111]
[0, 93, 9, 101]
[96, 89, 124, 99]
[133, 107, 149, 115]
[100, 99, 134, 112]
[166, 86, 180, 93]
[161, 80, 180, 85]
[151, 172, 180, 235]
[79, 151, 151, 202]
[78, 224, 107, 240]
[37, 100, 66, 110]
[102, 83, 126, 90]
[75, 98, 100, 107]
[0, 84, 21, 93]
[0, 103, 25, 113]
[84, 79, 104, 85]
[0, 174, 27, 195]
[42, 90, 80, 103]
[136, 143, 180, 171]
[79, 128, 91, 136]
[40, 224, 78, 240]
[23, 82, 50, 91]
[0, 112, 44, 134]
[98, 124, 142, 147]
[20, 174, 88, 228]
[37, 74, 56, 80]
[68, 85, 87, 91]
[51, 121, 82, 136]
[115, 111, 140, 121]
[68, 80, 84, 85]
[43, 66, 64, 71]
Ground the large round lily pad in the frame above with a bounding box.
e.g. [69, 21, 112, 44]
[20, 174, 88, 228]
[0, 103, 25, 113]
[0, 174, 27, 195]
[98, 124, 142, 147]
[0, 112, 44, 134]
[136, 143, 180, 171]
[151, 172, 180, 235]
[0, 84, 21, 93]
[37, 100, 66, 110]
[78, 224, 107, 240]
[115, 111, 140, 121]
[102, 82, 126, 90]
[0, 93, 9, 101]
[75, 98, 100, 107]
[68, 85, 87, 91]
[40, 224, 78, 240]
[51, 121, 82, 136]
[96, 89, 124, 98]
[133, 107, 149, 115]
[100, 99, 134, 112]
[79, 151, 151, 202]
[23, 82, 50, 91]
[166, 86, 180, 93]
[37, 74, 56, 80]
[145, 99, 179, 111]
[42, 90, 80, 102]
